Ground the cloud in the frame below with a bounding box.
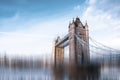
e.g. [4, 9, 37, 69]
[0, 15, 71, 57]
[83, 0, 120, 30]
[88, 0, 120, 18]
[74, 5, 81, 10]
[81, 0, 120, 49]
[0, 31, 53, 38]
[0, 33, 52, 57]
[89, 0, 96, 4]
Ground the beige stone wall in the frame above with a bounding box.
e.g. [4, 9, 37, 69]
[54, 37, 64, 65]
[69, 22, 76, 64]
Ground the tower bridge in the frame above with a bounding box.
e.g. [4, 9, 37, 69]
[53, 17, 120, 66]
[53, 17, 90, 65]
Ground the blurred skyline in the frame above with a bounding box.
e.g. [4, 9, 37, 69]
[0, 0, 120, 57]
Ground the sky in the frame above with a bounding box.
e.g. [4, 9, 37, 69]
[0, 0, 120, 57]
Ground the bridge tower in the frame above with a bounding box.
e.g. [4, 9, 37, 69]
[53, 36, 64, 66]
[69, 17, 89, 64]
[53, 17, 90, 66]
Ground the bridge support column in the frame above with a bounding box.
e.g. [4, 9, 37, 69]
[69, 17, 90, 65]
[53, 37, 64, 66]
[54, 47, 64, 65]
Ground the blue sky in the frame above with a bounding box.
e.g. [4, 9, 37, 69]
[0, 0, 120, 57]
[0, 0, 85, 18]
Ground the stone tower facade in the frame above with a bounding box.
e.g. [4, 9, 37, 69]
[54, 36, 64, 65]
[69, 17, 89, 64]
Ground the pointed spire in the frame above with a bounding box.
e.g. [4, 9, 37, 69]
[76, 16, 79, 20]
[76, 16, 79, 18]
[85, 20, 89, 30]
[72, 18, 74, 23]
[85, 20, 88, 26]
[56, 36, 61, 43]
[57, 36, 60, 40]
[75, 16, 80, 23]
[69, 21, 72, 28]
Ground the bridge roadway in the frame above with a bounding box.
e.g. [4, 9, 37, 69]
[55, 34, 69, 47]
[55, 33, 87, 48]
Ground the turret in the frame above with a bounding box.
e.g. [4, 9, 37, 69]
[75, 16, 81, 23]
[85, 20, 88, 29]
[55, 36, 61, 43]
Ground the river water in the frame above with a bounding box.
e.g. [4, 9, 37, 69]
[0, 64, 120, 80]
